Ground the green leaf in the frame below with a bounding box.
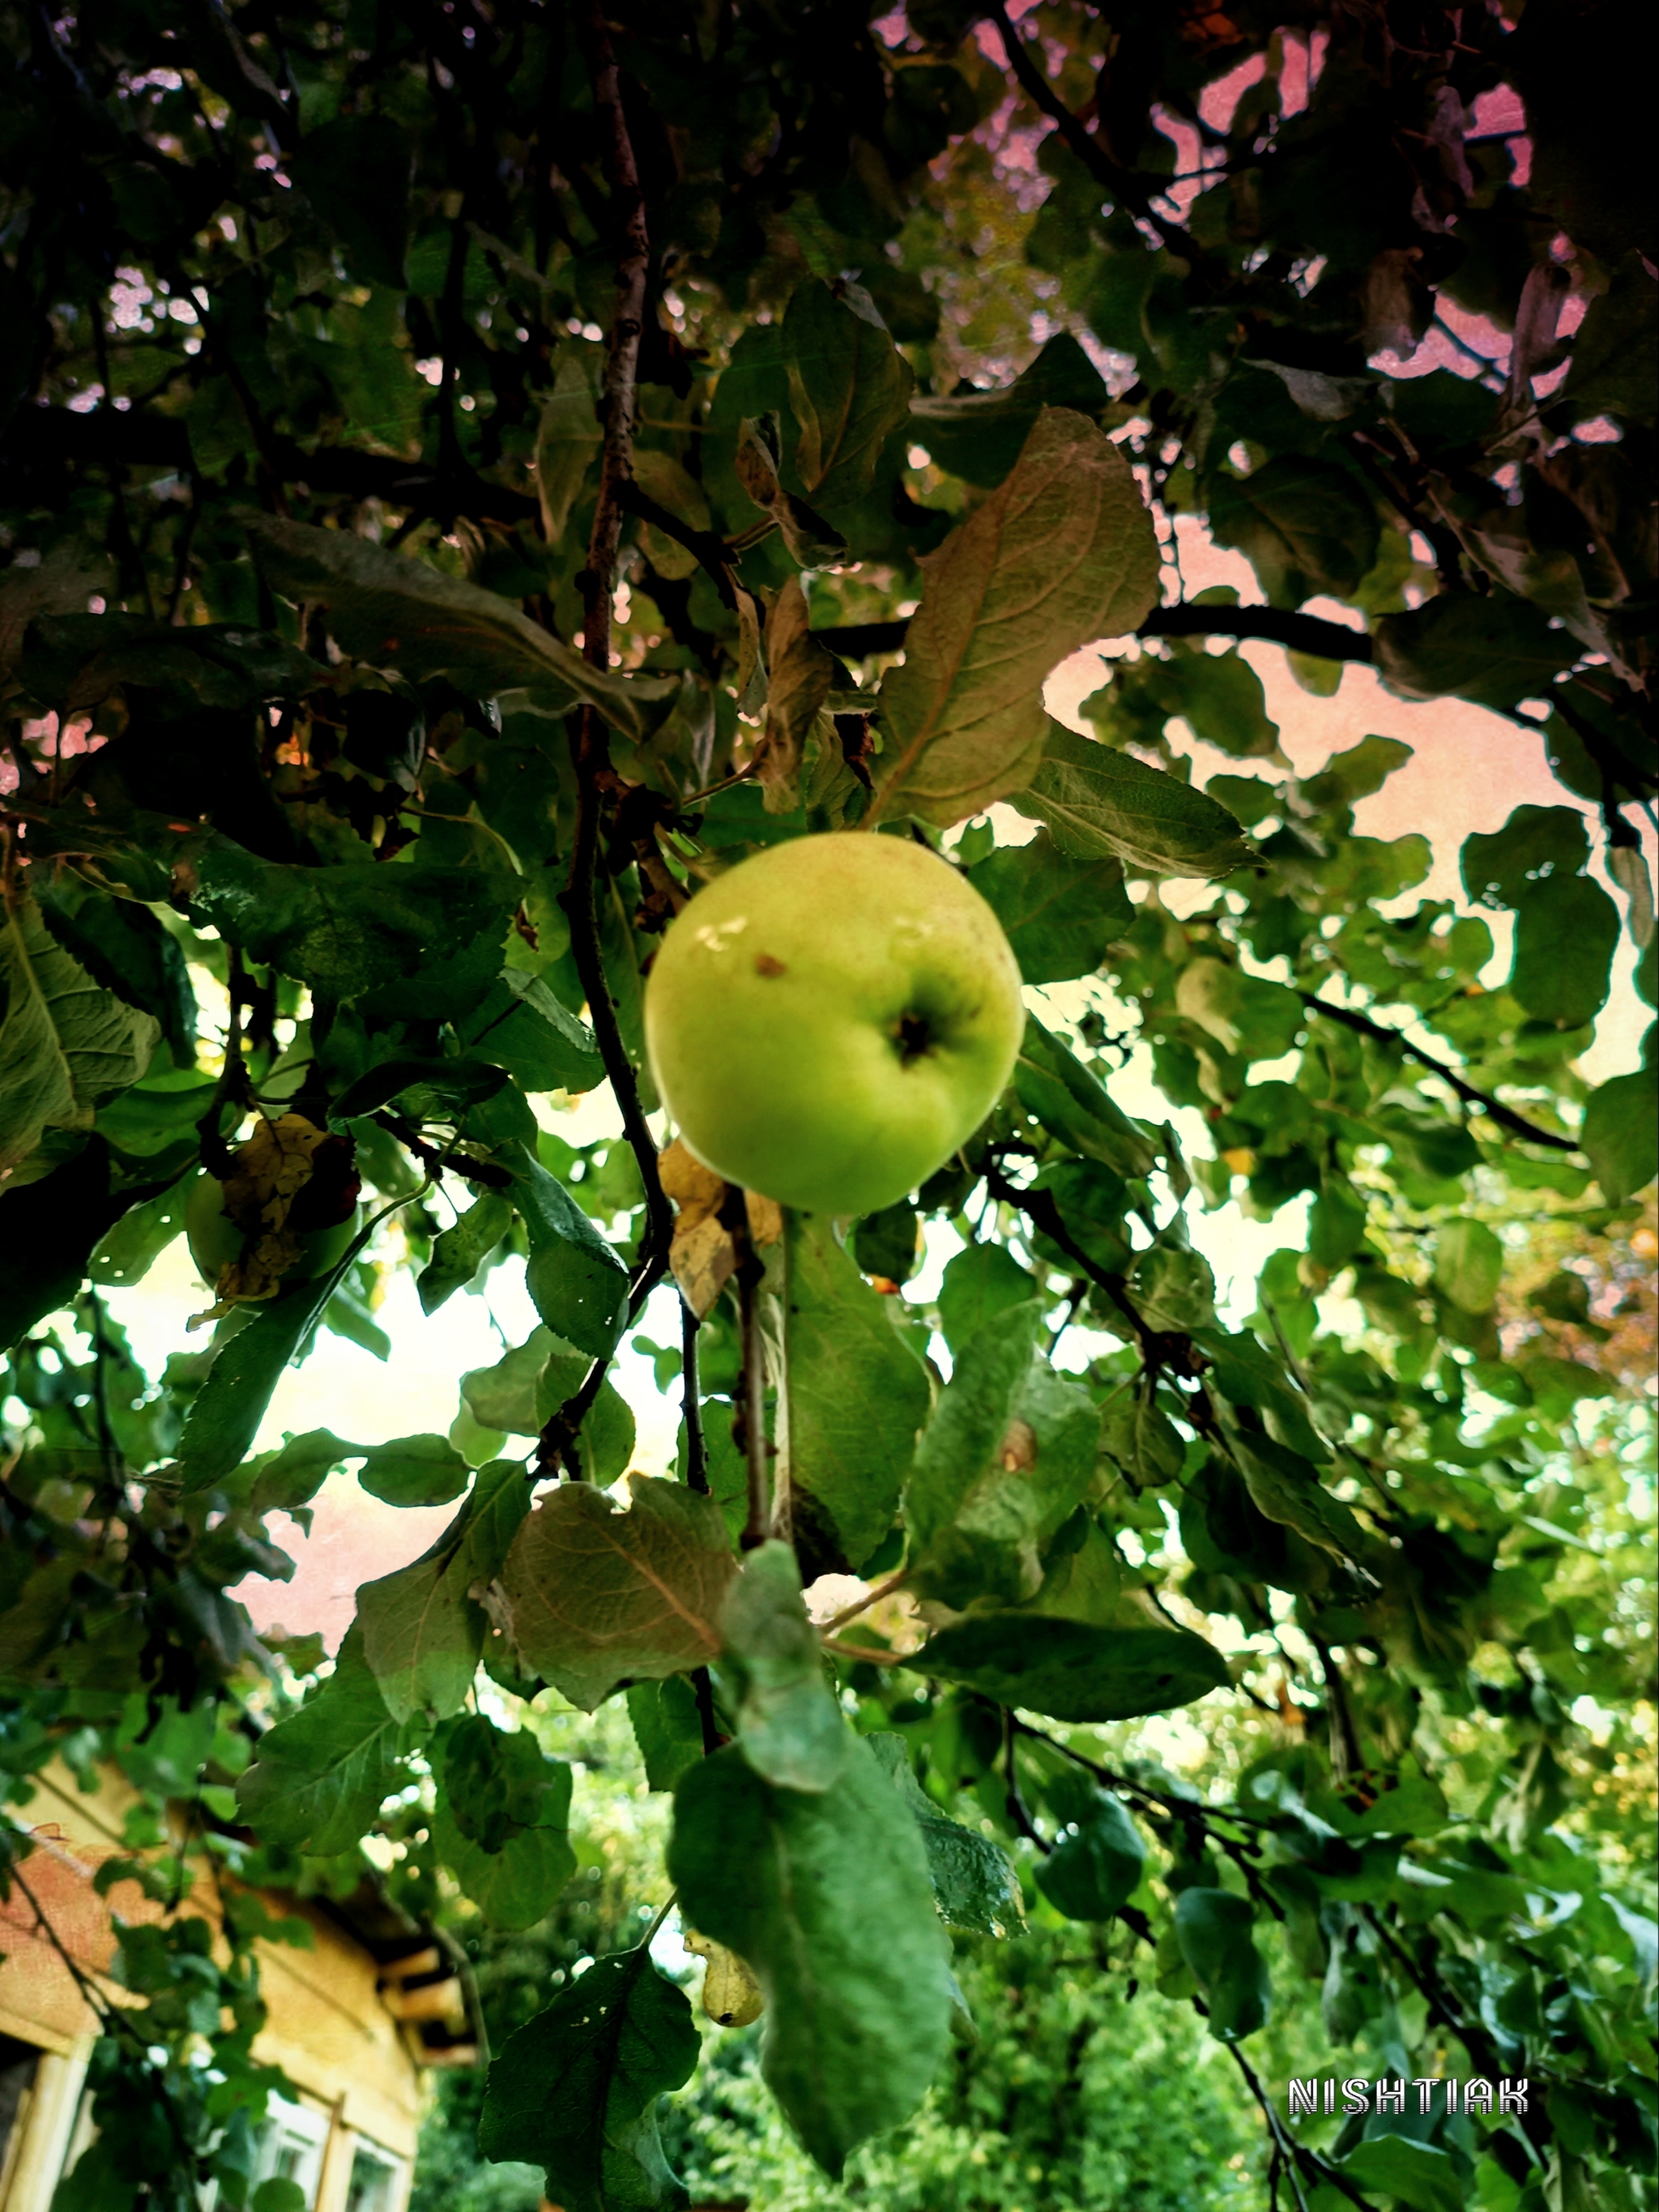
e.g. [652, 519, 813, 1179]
[357, 1432, 471, 1508]
[0, 894, 159, 1175]
[1339, 2136, 1464, 2212]
[1511, 875, 1618, 1027]
[626, 1677, 706, 1794]
[1433, 1219, 1504, 1314]
[458, 973, 605, 1093]
[499, 1476, 735, 1712]
[851, 1201, 920, 1284]
[915, 1613, 1229, 1723]
[720, 1541, 847, 1793]
[288, 115, 410, 290]
[865, 1733, 1025, 1936]
[668, 1741, 954, 2179]
[19, 614, 322, 716]
[937, 1241, 1037, 1357]
[906, 1302, 1100, 1608]
[778, 1212, 931, 1572]
[1015, 1014, 1158, 1177]
[188, 840, 516, 1002]
[1206, 458, 1379, 607]
[252, 2181, 308, 2212]
[1218, 1420, 1367, 1565]
[908, 333, 1113, 488]
[1175, 958, 1304, 1063]
[235, 1624, 429, 1854]
[249, 1427, 359, 1514]
[969, 830, 1132, 983]
[480, 1944, 699, 2212]
[1374, 592, 1577, 710]
[1174, 1888, 1271, 2041]
[331, 1054, 509, 1123]
[1583, 1067, 1657, 1201]
[1016, 723, 1251, 879]
[462, 1327, 577, 1434]
[88, 1170, 191, 1290]
[356, 1459, 531, 1722]
[1461, 804, 1590, 906]
[1126, 1242, 1217, 1332]
[1086, 644, 1280, 762]
[433, 1715, 577, 1930]
[783, 277, 915, 509]
[535, 347, 603, 547]
[243, 512, 654, 737]
[507, 1140, 630, 1361]
[1034, 1782, 1147, 1922]
[1561, 251, 1657, 425]
[174, 1238, 371, 1495]
[868, 409, 1161, 827]
[419, 1189, 514, 1315]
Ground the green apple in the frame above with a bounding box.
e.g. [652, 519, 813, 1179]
[644, 832, 1025, 1215]
[186, 1170, 360, 1289]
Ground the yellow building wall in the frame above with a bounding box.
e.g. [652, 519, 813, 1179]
[0, 1762, 429, 2205]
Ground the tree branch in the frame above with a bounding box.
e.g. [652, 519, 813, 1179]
[1297, 992, 1580, 1151]
[538, 0, 673, 1478]
[986, 2, 1211, 270]
[681, 1302, 707, 1494]
[809, 603, 1376, 665]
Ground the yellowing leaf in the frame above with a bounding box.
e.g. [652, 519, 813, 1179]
[866, 409, 1160, 828]
[686, 1930, 766, 2027]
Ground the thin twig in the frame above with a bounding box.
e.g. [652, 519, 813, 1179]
[820, 1567, 911, 1636]
[1002, 1709, 1051, 1853]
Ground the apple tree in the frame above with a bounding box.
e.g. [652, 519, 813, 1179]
[0, 2, 1653, 2209]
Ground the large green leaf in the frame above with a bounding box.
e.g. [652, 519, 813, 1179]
[783, 278, 915, 510]
[915, 1613, 1230, 1722]
[866, 1733, 1025, 1937]
[1034, 1773, 1147, 1922]
[0, 895, 159, 1175]
[356, 1459, 531, 1722]
[356, 1432, 471, 1508]
[969, 831, 1132, 983]
[432, 1715, 578, 1931]
[419, 1190, 514, 1315]
[235, 1624, 429, 1854]
[1374, 592, 1578, 710]
[936, 1241, 1038, 1357]
[668, 1741, 955, 2178]
[1510, 876, 1618, 1027]
[507, 1141, 630, 1362]
[1174, 1888, 1271, 2041]
[1016, 723, 1251, 880]
[1206, 458, 1379, 607]
[499, 1476, 734, 1711]
[242, 512, 652, 735]
[287, 115, 410, 290]
[719, 1541, 847, 1793]
[867, 409, 1160, 827]
[1339, 2136, 1463, 2212]
[187, 840, 517, 1002]
[1014, 1014, 1158, 1177]
[479, 1944, 699, 2212]
[1582, 1066, 1657, 1201]
[457, 973, 604, 1094]
[1433, 1220, 1504, 1315]
[905, 1302, 1099, 1608]
[778, 1212, 930, 1572]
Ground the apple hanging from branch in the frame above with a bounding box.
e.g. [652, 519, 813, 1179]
[645, 833, 1024, 1217]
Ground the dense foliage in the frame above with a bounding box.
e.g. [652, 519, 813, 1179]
[0, 1, 1653, 2208]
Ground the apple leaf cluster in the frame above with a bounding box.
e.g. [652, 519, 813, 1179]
[0, 4, 1654, 2211]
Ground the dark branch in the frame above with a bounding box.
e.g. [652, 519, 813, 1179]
[987, 2, 1211, 270]
[809, 603, 1375, 665]
[1298, 993, 1580, 1152]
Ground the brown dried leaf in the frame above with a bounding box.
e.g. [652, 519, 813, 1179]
[755, 578, 836, 813]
